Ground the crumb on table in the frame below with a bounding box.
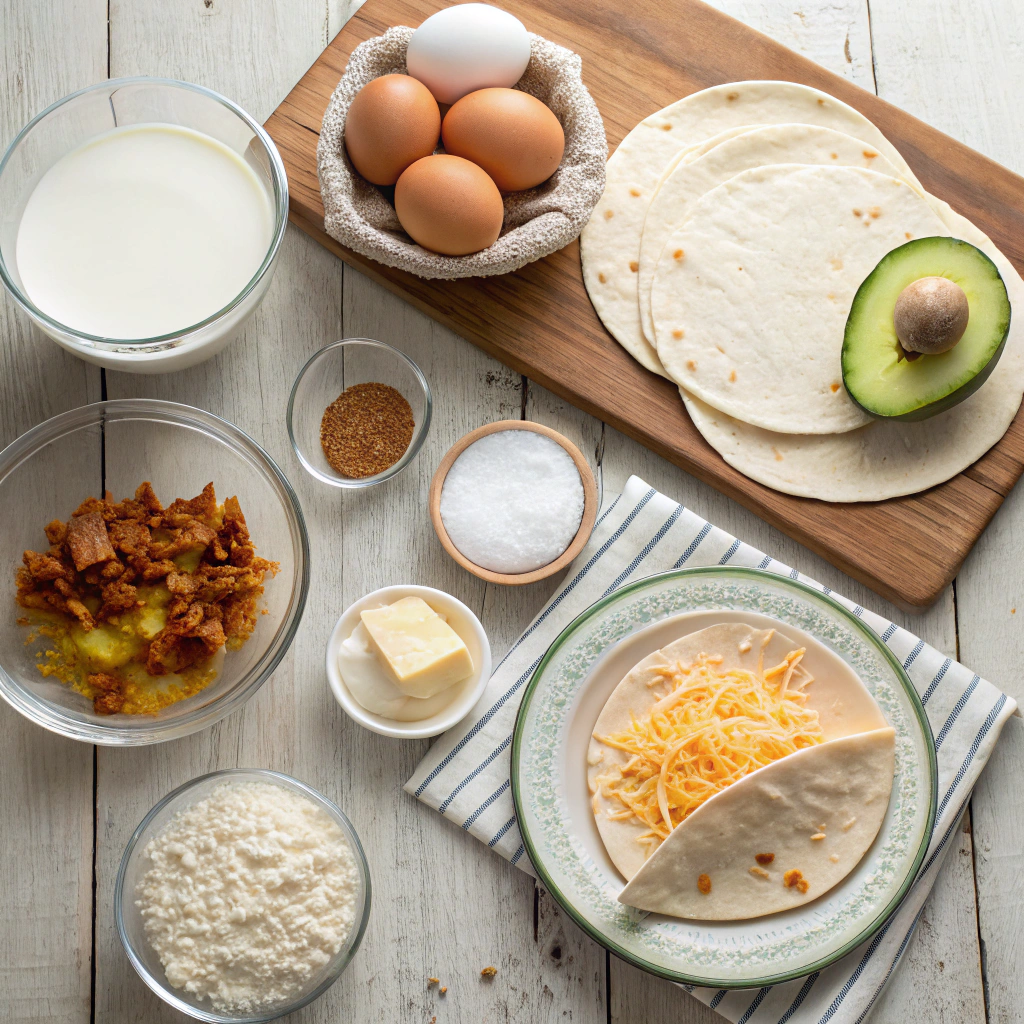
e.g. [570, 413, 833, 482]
[481, 966, 497, 978]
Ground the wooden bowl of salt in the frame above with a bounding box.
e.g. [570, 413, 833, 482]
[429, 421, 598, 586]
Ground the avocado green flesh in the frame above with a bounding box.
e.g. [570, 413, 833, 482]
[842, 236, 1011, 420]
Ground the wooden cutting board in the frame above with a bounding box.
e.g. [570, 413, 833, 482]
[265, 0, 1024, 610]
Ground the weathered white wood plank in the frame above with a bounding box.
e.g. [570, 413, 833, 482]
[522, 381, 608, 999]
[870, 4, 1024, 1022]
[92, 3, 350, 1020]
[0, 3, 105, 1022]
[869, 0, 1024, 174]
[871, 811, 987, 1024]
[955, 492, 1024, 1024]
[108, 0, 339, 123]
[709, 0, 876, 89]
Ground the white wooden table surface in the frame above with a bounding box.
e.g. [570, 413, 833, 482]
[2, 1, 1021, 1021]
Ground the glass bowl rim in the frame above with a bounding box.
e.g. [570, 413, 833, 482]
[0, 75, 289, 352]
[0, 398, 310, 745]
[114, 767, 372, 1023]
[511, 565, 938, 989]
[286, 338, 433, 489]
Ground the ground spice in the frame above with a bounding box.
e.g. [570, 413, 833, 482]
[320, 382, 414, 478]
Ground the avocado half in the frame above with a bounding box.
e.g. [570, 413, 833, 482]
[842, 236, 1011, 421]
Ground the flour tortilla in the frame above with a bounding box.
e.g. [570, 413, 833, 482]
[619, 727, 896, 920]
[580, 81, 921, 378]
[681, 205, 1024, 501]
[588, 622, 887, 883]
[651, 165, 950, 433]
[637, 124, 911, 348]
[647, 125, 758, 196]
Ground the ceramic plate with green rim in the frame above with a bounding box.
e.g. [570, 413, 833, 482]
[511, 567, 937, 988]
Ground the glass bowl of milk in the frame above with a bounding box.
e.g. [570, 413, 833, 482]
[0, 77, 288, 372]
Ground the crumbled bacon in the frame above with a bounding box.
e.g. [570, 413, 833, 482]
[107, 519, 152, 556]
[17, 481, 278, 694]
[88, 672, 126, 715]
[44, 519, 68, 545]
[134, 481, 163, 514]
[97, 578, 139, 618]
[66, 511, 117, 571]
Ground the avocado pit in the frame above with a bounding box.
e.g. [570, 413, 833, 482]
[842, 235, 1010, 421]
[893, 276, 970, 357]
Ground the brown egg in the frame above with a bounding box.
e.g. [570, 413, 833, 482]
[344, 74, 441, 186]
[441, 88, 565, 192]
[395, 155, 504, 256]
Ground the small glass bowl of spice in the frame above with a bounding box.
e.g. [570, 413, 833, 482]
[287, 338, 431, 488]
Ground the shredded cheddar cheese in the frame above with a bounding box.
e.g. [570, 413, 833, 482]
[592, 633, 823, 848]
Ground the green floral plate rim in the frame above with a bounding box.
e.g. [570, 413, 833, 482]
[511, 566, 938, 989]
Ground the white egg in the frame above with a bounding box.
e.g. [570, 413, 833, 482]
[407, 3, 532, 105]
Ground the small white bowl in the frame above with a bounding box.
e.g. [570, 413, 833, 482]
[326, 585, 491, 739]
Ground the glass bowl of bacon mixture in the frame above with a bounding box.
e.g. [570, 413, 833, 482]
[0, 400, 309, 744]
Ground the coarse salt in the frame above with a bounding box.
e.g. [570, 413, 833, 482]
[135, 780, 359, 1014]
[439, 430, 585, 574]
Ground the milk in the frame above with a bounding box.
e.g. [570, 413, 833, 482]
[16, 123, 274, 340]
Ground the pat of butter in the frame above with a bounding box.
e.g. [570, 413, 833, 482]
[360, 596, 474, 698]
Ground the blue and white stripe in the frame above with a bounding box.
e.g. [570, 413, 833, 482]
[405, 475, 1016, 1024]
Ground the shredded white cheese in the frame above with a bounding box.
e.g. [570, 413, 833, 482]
[135, 780, 359, 1013]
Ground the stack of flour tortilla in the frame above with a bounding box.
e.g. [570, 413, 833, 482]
[580, 82, 1024, 501]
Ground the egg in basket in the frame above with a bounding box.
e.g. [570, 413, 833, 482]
[316, 3, 607, 280]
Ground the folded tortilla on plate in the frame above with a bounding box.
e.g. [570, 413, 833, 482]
[619, 727, 896, 920]
[587, 622, 895, 919]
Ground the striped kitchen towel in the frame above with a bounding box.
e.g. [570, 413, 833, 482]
[406, 475, 1016, 1024]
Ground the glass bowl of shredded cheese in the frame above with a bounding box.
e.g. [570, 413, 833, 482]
[115, 768, 371, 1021]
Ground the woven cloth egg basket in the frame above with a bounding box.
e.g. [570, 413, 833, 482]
[317, 26, 608, 280]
